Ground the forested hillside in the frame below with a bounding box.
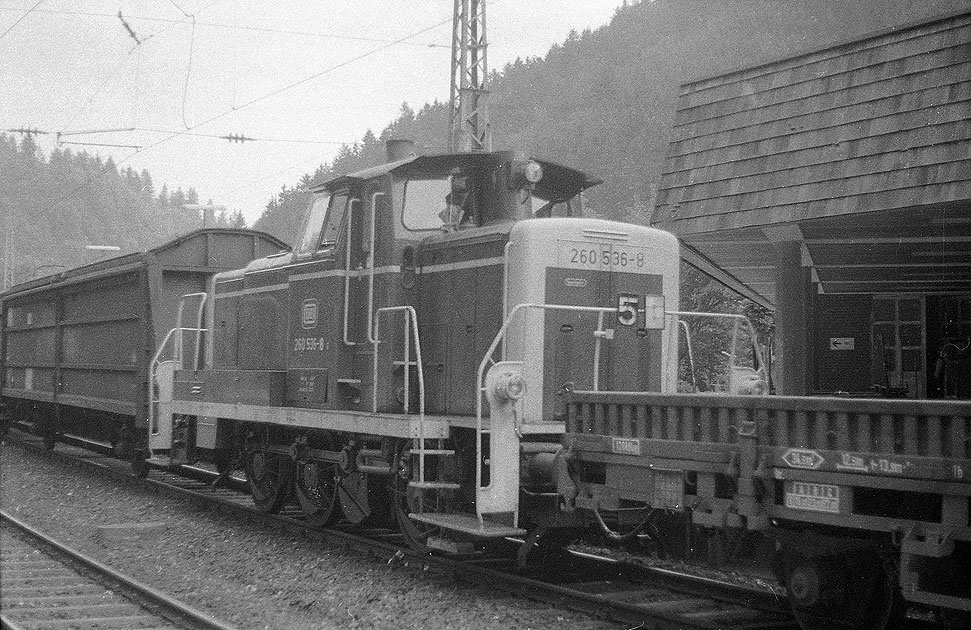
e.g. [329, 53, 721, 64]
[0, 134, 245, 286]
[254, 0, 967, 244]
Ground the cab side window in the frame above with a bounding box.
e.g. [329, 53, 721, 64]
[401, 173, 477, 232]
[296, 192, 349, 257]
[401, 177, 450, 231]
[318, 193, 348, 249]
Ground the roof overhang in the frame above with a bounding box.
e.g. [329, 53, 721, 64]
[667, 200, 971, 307]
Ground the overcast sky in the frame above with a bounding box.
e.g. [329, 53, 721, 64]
[2, 0, 624, 223]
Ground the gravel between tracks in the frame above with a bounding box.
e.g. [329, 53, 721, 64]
[0, 444, 618, 630]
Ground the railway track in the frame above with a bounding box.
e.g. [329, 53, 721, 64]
[3, 428, 799, 630]
[0, 510, 237, 630]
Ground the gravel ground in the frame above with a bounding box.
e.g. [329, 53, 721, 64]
[0, 443, 621, 630]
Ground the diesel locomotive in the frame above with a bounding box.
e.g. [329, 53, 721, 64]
[147, 141, 717, 549]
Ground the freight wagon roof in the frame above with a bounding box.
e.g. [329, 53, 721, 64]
[1, 228, 289, 300]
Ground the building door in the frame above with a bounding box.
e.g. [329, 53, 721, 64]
[926, 295, 971, 399]
[872, 296, 925, 398]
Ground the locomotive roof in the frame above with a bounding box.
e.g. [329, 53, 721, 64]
[312, 151, 602, 201]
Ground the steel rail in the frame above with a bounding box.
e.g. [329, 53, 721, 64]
[3, 431, 798, 630]
[0, 510, 239, 630]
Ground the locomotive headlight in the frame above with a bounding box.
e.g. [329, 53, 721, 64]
[510, 159, 544, 190]
[523, 161, 543, 184]
[492, 371, 527, 401]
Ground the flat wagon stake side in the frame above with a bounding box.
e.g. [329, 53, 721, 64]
[561, 390, 971, 628]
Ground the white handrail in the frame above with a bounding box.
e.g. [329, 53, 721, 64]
[668, 310, 767, 389]
[190, 293, 207, 370]
[148, 325, 206, 437]
[501, 240, 513, 359]
[472, 304, 765, 520]
[365, 192, 384, 345]
[343, 198, 360, 346]
[474, 302, 616, 519]
[370, 305, 426, 478]
[147, 292, 208, 448]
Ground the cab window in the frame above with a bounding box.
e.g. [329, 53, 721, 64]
[401, 173, 477, 232]
[297, 192, 349, 256]
[530, 193, 577, 218]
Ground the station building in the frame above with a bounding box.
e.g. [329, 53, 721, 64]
[652, 9, 971, 399]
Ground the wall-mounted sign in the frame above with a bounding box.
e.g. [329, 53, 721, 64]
[829, 337, 855, 350]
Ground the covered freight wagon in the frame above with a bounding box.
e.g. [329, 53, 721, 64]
[0, 228, 288, 466]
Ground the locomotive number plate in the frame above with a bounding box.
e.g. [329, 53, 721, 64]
[784, 481, 840, 514]
[558, 241, 650, 271]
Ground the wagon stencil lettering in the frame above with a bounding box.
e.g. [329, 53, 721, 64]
[781, 448, 824, 470]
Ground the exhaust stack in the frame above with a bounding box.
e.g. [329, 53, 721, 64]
[386, 139, 416, 162]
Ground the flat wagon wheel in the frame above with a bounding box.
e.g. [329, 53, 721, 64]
[244, 436, 294, 514]
[294, 432, 341, 527]
[780, 544, 903, 630]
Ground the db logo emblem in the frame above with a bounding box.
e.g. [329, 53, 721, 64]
[301, 299, 319, 329]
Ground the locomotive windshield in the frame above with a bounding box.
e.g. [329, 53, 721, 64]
[530, 192, 580, 218]
[297, 192, 349, 256]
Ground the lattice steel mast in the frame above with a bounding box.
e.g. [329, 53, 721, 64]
[448, 0, 490, 152]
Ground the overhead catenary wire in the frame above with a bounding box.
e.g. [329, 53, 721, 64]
[117, 11, 142, 45]
[59, 141, 142, 149]
[0, 6, 448, 47]
[57, 1, 218, 132]
[32, 13, 454, 217]
[101, 15, 454, 163]
[130, 127, 347, 145]
[181, 14, 197, 129]
[0, 0, 45, 41]
[5, 125, 349, 146]
[167, 0, 191, 17]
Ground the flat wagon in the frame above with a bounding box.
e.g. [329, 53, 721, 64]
[561, 390, 971, 628]
[0, 228, 288, 467]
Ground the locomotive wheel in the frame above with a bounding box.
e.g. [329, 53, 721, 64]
[39, 417, 56, 450]
[294, 432, 341, 527]
[294, 460, 341, 527]
[244, 448, 294, 513]
[131, 451, 151, 478]
[781, 546, 903, 630]
[295, 460, 340, 526]
[518, 525, 585, 568]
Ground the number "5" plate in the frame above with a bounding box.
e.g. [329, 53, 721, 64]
[616, 294, 666, 329]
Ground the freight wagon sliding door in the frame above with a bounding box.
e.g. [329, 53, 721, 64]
[58, 272, 144, 424]
[3, 297, 58, 410]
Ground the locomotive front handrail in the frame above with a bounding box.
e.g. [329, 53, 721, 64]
[474, 303, 766, 525]
[475, 302, 617, 524]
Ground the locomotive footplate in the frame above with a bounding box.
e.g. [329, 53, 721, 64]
[409, 512, 526, 538]
[170, 398, 452, 439]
